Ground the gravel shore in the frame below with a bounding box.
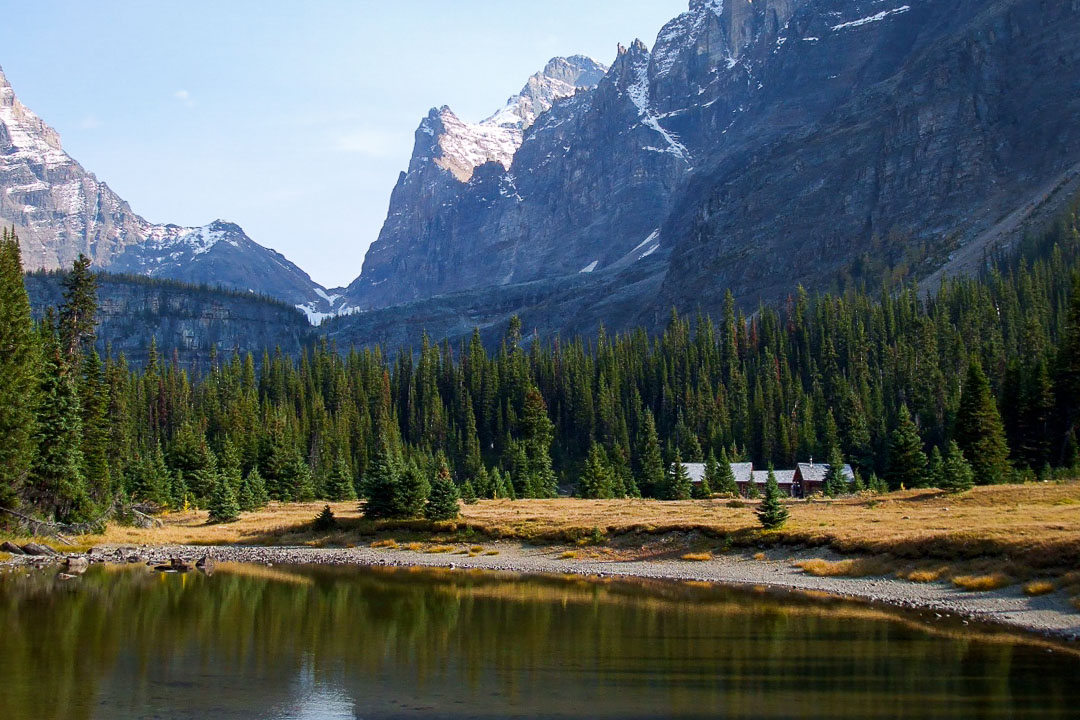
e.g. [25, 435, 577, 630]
[10, 542, 1080, 642]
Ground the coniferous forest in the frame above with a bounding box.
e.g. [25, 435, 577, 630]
[2, 203, 1080, 525]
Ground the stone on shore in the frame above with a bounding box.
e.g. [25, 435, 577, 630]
[1, 541, 26, 555]
[22, 542, 58, 557]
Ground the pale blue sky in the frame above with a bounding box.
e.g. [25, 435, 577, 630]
[2, 1, 687, 287]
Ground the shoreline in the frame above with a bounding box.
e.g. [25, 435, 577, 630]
[14, 542, 1079, 643]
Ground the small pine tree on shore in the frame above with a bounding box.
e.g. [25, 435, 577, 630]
[823, 447, 848, 497]
[757, 466, 789, 530]
[715, 449, 738, 496]
[425, 458, 460, 521]
[461, 478, 478, 505]
[579, 442, 614, 499]
[325, 452, 357, 501]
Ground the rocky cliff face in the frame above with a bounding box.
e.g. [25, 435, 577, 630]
[342, 0, 1080, 341]
[0, 65, 339, 321]
[25, 272, 315, 370]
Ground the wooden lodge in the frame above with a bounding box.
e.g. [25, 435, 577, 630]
[681, 459, 854, 499]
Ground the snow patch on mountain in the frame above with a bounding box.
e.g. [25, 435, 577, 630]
[625, 45, 691, 164]
[831, 6, 910, 31]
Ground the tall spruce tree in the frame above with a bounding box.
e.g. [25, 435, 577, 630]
[636, 409, 665, 498]
[940, 441, 975, 493]
[666, 450, 693, 501]
[520, 387, 557, 498]
[823, 446, 848, 497]
[886, 405, 927, 490]
[207, 471, 240, 523]
[579, 442, 615, 499]
[0, 230, 38, 509]
[425, 455, 460, 521]
[954, 361, 1011, 484]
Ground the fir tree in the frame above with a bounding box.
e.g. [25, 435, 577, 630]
[325, 451, 357, 501]
[579, 442, 615, 499]
[363, 434, 401, 519]
[239, 467, 269, 511]
[57, 254, 98, 363]
[397, 463, 430, 517]
[940, 441, 975, 493]
[313, 504, 337, 531]
[693, 454, 714, 499]
[636, 409, 665, 498]
[823, 447, 848, 497]
[460, 478, 478, 505]
[886, 405, 927, 489]
[954, 361, 1011, 484]
[425, 457, 460, 520]
[757, 465, 789, 530]
[666, 450, 693, 501]
[926, 446, 945, 489]
[0, 230, 38, 509]
[714, 449, 739, 496]
[207, 472, 240, 523]
[29, 312, 90, 522]
[520, 387, 557, 498]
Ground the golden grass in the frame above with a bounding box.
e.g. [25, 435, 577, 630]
[903, 567, 949, 583]
[370, 538, 397, 549]
[469, 546, 484, 553]
[484, 550, 500, 556]
[1023, 580, 1056, 596]
[560, 550, 579, 559]
[753, 552, 766, 561]
[427, 545, 457, 554]
[0, 552, 11, 563]
[37, 480, 1078, 582]
[680, 552, 712, 561]
[796, 557, 894, 577]
[952, 573, 1013, 591]
[403, 542, 422, 552]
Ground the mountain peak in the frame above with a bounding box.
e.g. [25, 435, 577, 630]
[482, 54, 608, 130]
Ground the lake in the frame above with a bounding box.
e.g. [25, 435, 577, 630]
[0, 563, 1076, 719]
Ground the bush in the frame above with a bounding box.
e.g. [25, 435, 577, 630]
[313, 505, 337, 532]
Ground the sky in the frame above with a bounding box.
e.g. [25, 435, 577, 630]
[2, 0, 688, 288]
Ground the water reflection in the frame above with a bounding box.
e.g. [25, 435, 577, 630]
[0, 563, 1076, 719]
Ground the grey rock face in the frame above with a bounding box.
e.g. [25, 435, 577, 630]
[344, 0, 1080, 340]
[0, 65, 336, 320]
[24, 273, 315, 370]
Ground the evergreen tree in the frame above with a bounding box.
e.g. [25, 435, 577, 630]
[693, 454, 714, 499]
[757, 466, 789, 530]
[714, 449, 739, 496]
[666, 450, 693, 501]
[239, 467, 269, 511]
[425, 457, 460, 521]
[363, 435, 400, 519]
[57, 254, 98, 363]
[636, 409, 665, 498]
[520, 387, 557, 498]
[886, 405, 927, 489]
[954, 361, 1011, 484]
[823, 447, 848, 497]
[579, 442, 615, 499]
[460, 478, 478, 505]
[207, 472, 240, 523]
[28, 313, 90, 522]
[325, 451, 358, 501]
[940, 441, 975, 493]
[397, 464, 430, 517]
[926, 446, 945, 489]
[313, 504, 337, 531]
[0, 231, 38, 509]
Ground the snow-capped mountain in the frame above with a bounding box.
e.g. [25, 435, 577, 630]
[0, 64, 338, 324]
[336, 0, 1080, 338]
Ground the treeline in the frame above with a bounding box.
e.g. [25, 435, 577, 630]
[1, 205, 1079, 524]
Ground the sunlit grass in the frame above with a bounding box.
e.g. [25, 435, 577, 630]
[680, 552, 711, 561]
[370, 538, 397, 549]
[1023, 581, 1056, 596]
[796, 557, 894, 577]
[952, 573, 1013, 591]
[560, 550, 578, 559]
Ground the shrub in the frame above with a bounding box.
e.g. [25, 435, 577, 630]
[680, 552, 711, 561]
[952, 573, 1012, 591]
[312, 505, 337, 532]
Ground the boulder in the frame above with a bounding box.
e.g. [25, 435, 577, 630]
[195, 555, 215, 575]
[64, 556, 89, 574]
[22, 542, 58, 557]
[0, 541, 26, 555]
[169, 557, 192, 572]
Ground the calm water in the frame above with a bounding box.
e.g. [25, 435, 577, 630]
[0, 564, 1077, 719]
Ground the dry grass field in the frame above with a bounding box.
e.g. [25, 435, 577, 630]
[6, 480, 1079, 592]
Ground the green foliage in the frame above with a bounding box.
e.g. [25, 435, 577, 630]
[823, 447, 849, 497]
[425, 458, 460, 521]
[940, 441, 975, 493]
[666, 451, 693, 501]
[0, 230, 38, 509]
[693, 453, 714, 499]
[955, 361, 1011, 484]
[579, 442, 615, 499]
[313, 504, 337, 531]
[757, 466, 789, 530]
[207, 472, 240, 523]
[238, 467, 269, 512]
[460, 478, 478, 505]
[325, 451, 357, 501]
[887, 406, 927, 490]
